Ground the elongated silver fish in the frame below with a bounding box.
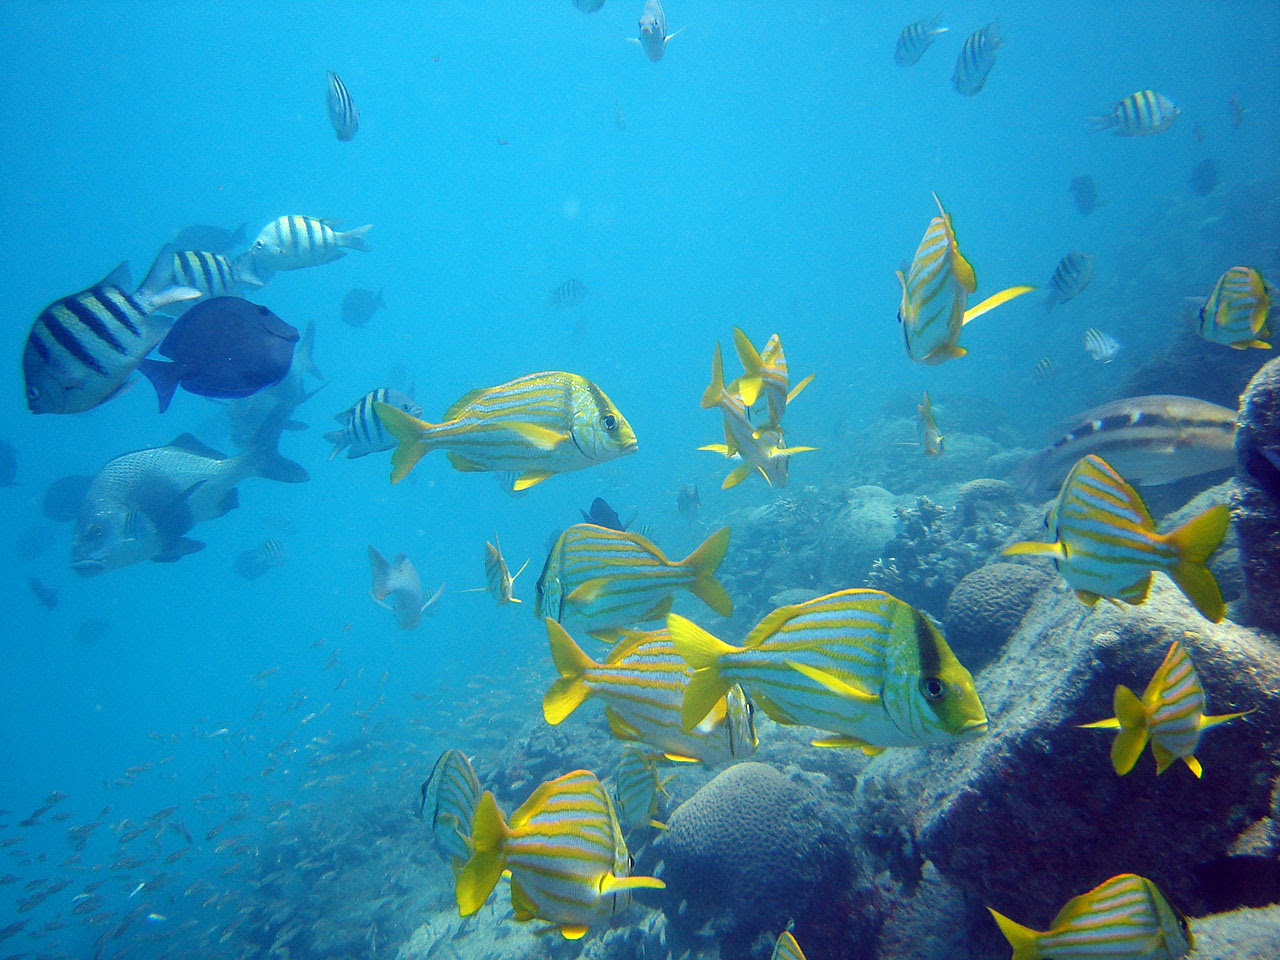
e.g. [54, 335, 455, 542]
[326, 72, 358, 141]
[1042, 252, 1094, 312]
[326, 389, 421, 460]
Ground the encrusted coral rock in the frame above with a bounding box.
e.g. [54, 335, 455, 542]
[1188, 904, 1280, 959]
[820, 485, 899, 587]
[942, 562, 1052, 671]
[1233, 357, 1280, 630]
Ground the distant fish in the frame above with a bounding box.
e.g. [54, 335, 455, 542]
[1083, 328, 1121, 363]
[22, 251, 201, 415]
[326, 388, 422, 460]
[420, 749, 481, 868]
[368, 546, 443, 630]
[171, 223, 247, 254]
[1068, 175, 1097, 215]
[1030, 357, 1059, 382]
[28, 578, 58, 610]
[1088, 90, 1179, 136]
[1042, 252, 1094, 312]
[1228, 95, 1246, 129]
[74, 618, 112, 645]
[340, 287, 385, 327]
[1198, 265, 1272, 350]
[548, 278, 587, 308]
[580, 497, 627, 531]
[248, 216, 371, 274]
[894, 15, 947, 67]
[1193, 122, 1205, 144]
[677, 483, 700, 520]
[0, 440, 16, 487]
[326, 72, 359, 142]
[916, 391, 944, 456]
[233, 539, 286, 580]
[952, 22, 1003, 96]
[772, 932, 808, 960]
[573, 0, 606, 11]
[613, 99, 626, 130]
[484, 537, 528, 605]
[164, 249, 264, 305]
[634, 0, 679, 62]
[1189, 158, 1219, 197]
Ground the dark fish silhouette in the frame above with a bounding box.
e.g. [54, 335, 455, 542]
[677, 484, 700, 520]
[43, 475, 94, 522]
[548, 278, 587, 308]
[580, 497, 627, 531]
[0, 440, 16, 487]
[340, 287, 386, 327]
[1068, 175, 1097, 214]
[1194, 855, 1280, 913]
[28, 578, 58, 610]
[171, 223, 248, 253]
[233, 539, 286, 579]
[1190, 158, 1219, 197]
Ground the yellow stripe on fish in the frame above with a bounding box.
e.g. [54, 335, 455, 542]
[535, 524, 732, 639]
[772, 931, 809, 960]
[988, 873, 1192, 960]
[1080, 640, 1251, 777]
[1003, 454, 1229, 621]
[729, 327, 813, 429]
[484, 537, 528, 605]
[668, 589, 987, 751]
[420, 749, 482, 870]
[374, 371, 637, 489]
[917, 391, 944, 455]
[1198, 266, 1272, 350]
[612, 747, 672, 835]
[897, 194, 1033, 365]
[542, 619, 758, 764]
[455, 770, 664, 940]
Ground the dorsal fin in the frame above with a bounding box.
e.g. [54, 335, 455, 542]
[166, 433, 226, 460]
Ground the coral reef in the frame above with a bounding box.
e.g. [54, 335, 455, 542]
[1233, 357, 1280, 631]
[942, 562, 1052, 671]
[1188, 904, 1280, 959]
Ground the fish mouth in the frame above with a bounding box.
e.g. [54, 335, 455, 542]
[70, 558, 107, 578]
[620, 440, 639, 455]
[959, 718, 989, 738]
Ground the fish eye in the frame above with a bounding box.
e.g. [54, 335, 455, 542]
[920, 677, 946, 701]
[602, 414, 617, 432]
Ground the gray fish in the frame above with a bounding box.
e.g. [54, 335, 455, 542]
[548, 278, 587, 308]
[635, 0, 678, 62]
[895, 14, 948, 67]
[28, 578, 58, 610]
[171, 223, 248, 253]
[1042, 252, 1095, 312]
[249, 216, 371, 274]
[1012, 396, 1237, 500]
[952, 21, 1002, 96]
[1069, 175, 1097, 215]
[326, 72, 359, 142]
[233, 539, 286, 579]
[23, 249, 202, 414]
[71, 427, 307, 576]
[326, 388, 421, 459]
[368, 546, 443, 630]
[574, 0, 606, 11]
[0, 439, 17, 487]
[340, 287, 386, 327]
[1190, 158, 1219, 197]
[677, 483, 699, 520]
[226, 321, 326, 450]
[42, 475, 94, 523]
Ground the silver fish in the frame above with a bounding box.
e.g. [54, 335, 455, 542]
[225, 321, 326, 450]
[636, 0, 678, 62]
[895, 15, 948, 67]
[368, 547, 444, 630]
[248, 216, 371, 275]
[1083, 327, 1121, 362]
[326, 72, 359, 141]
[1043, 252, 1094, 312]
[326, 389, 422, 460]
[952, 21, 1003, 96]
[1011, 396, 1237, 500]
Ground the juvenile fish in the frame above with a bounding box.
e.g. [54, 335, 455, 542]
[1088, 90, 1179, 136]
[634, 0, 679, 62]
[368, 546, 443, 630]
[952, 22, 1003, 95]
[326, 72, 359, 141]
[894, 15, 947, 67]
[248, 216, 371, 274]
[326, 388, 422, 460]
[1042, 252, 1094, 312]
[916, 391, 943, 456]
[483, 538, 528, 605]
[340, 287, 385, 327]
[548, 278, 587, 308]
[1083, 327, 1121, 363]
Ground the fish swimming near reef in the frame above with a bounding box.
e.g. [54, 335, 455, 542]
[1042, 252, 1094, 312]
[580, 497, 627, 531]
[420, 749, 481, 870]
[1068, 175, 1097, 215]
[1003, 454, 1230, 621]
[374, 371, 637, 490]
[171, 223, 247, 254]
[326, 72, 358, 141]
[917, 391, 944, 456]
[1088, 90, 1180, 136]
[1080, 640, 1249, 777]
[326, 388, 421, 460]
[1083, 327, 1121, 363]
[729, 327, 813, 428]
[772, 931, 809, 960]
[1011, 395, 1237, 501]
[340, 287, 385, 327]
[612, 747, 671, 835]
[483, 537, 528, 605]
[543, 619, 758, 764]
[894, 15, 947, 67]
[1197, 265, 1272, 350]
[368, 546, 444, 630]
[248, 215, 371, 275]
[633, 0, 680, 62]
[455, 769, 665, 939]
[669, 589, 987, 751]
[952, 21, 1003, 95]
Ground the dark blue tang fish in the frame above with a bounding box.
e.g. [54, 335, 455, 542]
[579, 497, 627, 531]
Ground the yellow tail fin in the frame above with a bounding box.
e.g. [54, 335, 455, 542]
[455, 791, 509, 916]
[1109, 684, 1150, 775]
[701, 342, 725, 409]
[667, 613, 738, 730]
[1163, 503, 1229, 622]
[681, 527, 733, 616]
[987, 907, 1042, 960]
[731, 327, 764, 406]
[374, 401, 435, 484]
[543, 619, 596, 724]
[786, 373, 815, 404]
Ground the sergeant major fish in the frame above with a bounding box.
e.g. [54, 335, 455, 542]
[248, 216, 371, 275]
[163, 248, 264, 307]
[1042, 252, 1094, 312]
[1083, 327, 1121, 363]
[1088, 90, 1180, 136]
[326, 72, 358, 141]
[326, 389, 422, 460]
[952, 22, 1003, 95]
[1198, 265, 1272, 350]
[894, 15, 947, 67]
[368, 546, 444, 630]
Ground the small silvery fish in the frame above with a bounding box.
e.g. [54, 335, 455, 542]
[340, 287, 385, 327]
[1080, 640, 1250, 778]
[1228, 95, 1246, 129]
[897, 194, 1033, 364]
[233, 538, 285, 580]
[166, 249, 264, 305]
[988, 873, 1192, 960]
[1003, 454, 1230, 621]
[1042, 252, 1094, 312]
[326, 389, 422, 460]
[549, 278, 587, 308]
[326, 72, 358, 141]
[1088, 90, 1179, 136]
[484, 537, 528, 605]
[894, 15, 947, 67]
[368, 546, 444, 630]
[952, 22, 1003, 96]
[1083, 327, 1121, 363]
[1189, 158, 1218, 197]
[419, 750, 481, 869]
[248, 216, 371, 274]
[1198, 265, 1271, 350]
[374, 371, 637, 490]
[677, 483, 700, 520]
[612, 748, 669, 834]
[1031, 357, 1059, 382]
[456, 771, 664, 940]
[543, 619, 758, 764]
[772, 931, 808, 960]
[23, 251, 202, 414]
[916, 391, 943, 456]
[634, 0, 679, 62]
[1068, 175, 1097, 215]
[669, 589, 988, 752]
[729, 328, 813, 428]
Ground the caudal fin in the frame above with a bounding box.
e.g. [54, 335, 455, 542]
[962, 285, 1035, 325]
[368, 546, 393, 600]
[246, 415, 309, 482]
[454, 791, 509, 916]
[1163, 503, 1229, 622]
[543, 619, 597, 724]
[701, 342, 725, 409]
[681, 526, 733, 616]
[374, 401, 435, 484]
[295, 321, 324, 381]
[1099, 684, 1151, 775]
[338, 223, 373, 251]
[139, 359, 182, 414]
[666, 613, 738, 730]
[987, 908, 1042, 960]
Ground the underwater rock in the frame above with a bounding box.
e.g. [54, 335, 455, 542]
[1188, 903, 1280, 959]
[942, 561, 1052, 671]
[819, 485, 900, 587]
[873, 861, 971, 960]
[953, 478, 1021, 527]
[1233, 357, 1280, 631]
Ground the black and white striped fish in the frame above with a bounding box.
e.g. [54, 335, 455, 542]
[325, 388, 422, 460]
[894, 15, 947, 67]
[952, 22, 1003, 96]
[23, 249, 202, 414]
[1083, 327, 1121, 363]
[1043, 252, 1095, 312]
[167, 249, 265, 305]
[548, 278, 587, 308]
[249, 216, 372, 274]
[1088, 90, 1179, 136]
[326, 72, 358, 142]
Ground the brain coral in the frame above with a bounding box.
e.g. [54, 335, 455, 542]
[943, 562, 1051, 671]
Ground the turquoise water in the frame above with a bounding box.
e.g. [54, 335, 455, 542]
[1, 2, 1277, 957]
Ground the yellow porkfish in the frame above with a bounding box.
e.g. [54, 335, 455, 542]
[729, 327, 813, 428]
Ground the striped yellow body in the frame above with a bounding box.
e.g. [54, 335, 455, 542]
[730, 328, 813, 428]
[422, 749, 481, 868]
[484, 539, 526, 604]
[612, 747, 666, 834]
[772, 931, 809, 960]
[1199, 266, 1271, 349]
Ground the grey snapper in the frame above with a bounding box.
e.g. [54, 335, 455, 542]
[71, 429, 307, 576]
[368, 547, 444, 630]
[635, 1, 679, 62]
[1012, 396, 1237, 500]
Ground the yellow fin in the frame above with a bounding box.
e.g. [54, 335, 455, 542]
[701, 342, 725, 409]
[923, 343, 967, 363]
[811, 735, 886, 754]
[442, 387, 488, 422]
[1162, 503, 1230, 622]
[649, 819, 670, 830]
[731, 327, 765, 396]
[962, 284, 1035, 325]
[446, 451, 487, 472]
[509, 876, 538, 922]
[1182, 754, 1203, 778]
[787, 373, 815, 404]
[753, 691, 797, 725]
[454, 792, 509, 916]
[987, 907, 1041, 960]
[1151, 740, 1179, 776]
[513, 470, 554, 491]
[600, 873, 666, 895]
[1110, 684, 1150, 775]
[666, 614, 738, 729]
[374, 401, 434, 484]
[589, 628, 624, 644]
[786, 660, 879, 704]
[542, 619, 596, 724]
[501, 421, 566, 450]
[699, 443, 731, 455]
[722, 464, 752, 488]
[1002, 540, 1065, 560]
[640, 594, 675, 623]
[559, 925, 590, 940]
[566, 577, 613, 606]
[662, 753, 701, 764]
[605, 706, 643, 743]
[775, 445, 818, 456]
[736, 375, 763, 407]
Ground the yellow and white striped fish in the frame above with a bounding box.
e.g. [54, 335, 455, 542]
[419, 749, 482, 870]
[772, 931, 809, 960]
[897, 194, 1034, 365]
[1088, 90, 1180, 136]
[669, 589, 987, 752]
[1080, 640, 1250, 777]
[988, 873, 1192, 960]
[326, 71, 358, 141]
[166, 248, 264, 304]
[535, 524, 732, 640]
[375, 372, 638, 489]
[1198, 266, 1272, 350]
[455, 770, 665, 940]
[917, 391, 944, 456]
[700, 342, 815, 489]
[612, 747, 672, 835]
[543, 619, 758, 764]
[248, 215, 371, 273]
[1003, 454, 1230, 622]
[729, 327, 814, 429]
[484, 537, 528, 605]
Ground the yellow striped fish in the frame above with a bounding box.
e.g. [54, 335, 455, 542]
[484, 537, 528, 605]
[700, 342, 815, 489]
[613, 747, 672, 835]
[455, 770, 665, 940]
[988, 873, 1192, 960]
[729, 327, 814, 428]
[1002, 454, 1230, 622]
[374, 372, 637, 489]
[419, 749, 481, 870]
[1198, 266, 1272, 350]
[668, 589, 987, 752]
[917, 391, 944, 455]
[897, 194, 1034, 365]
[535, 524, 732, 641]
[772, 931, 809, 960]
[1088, 90, 1180, 136]
[1080, 640, 1250, 777]
[543, 619, 758, 764]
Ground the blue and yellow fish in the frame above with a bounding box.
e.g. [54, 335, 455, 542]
[375, 371, 638, 490]
[729, 327, 814, 429]
[669, 589, 987, 752]
[897, 194, 1033, 365]
[419, 749, 482, 871]
[917, 391, 944, 456]
[455, 770, 665, 940]
[989, 873, 1192, 960]
[1003, 454, 1230, 622]
[612, 747, 672, 835]
[1198, 266, 1272, 350]
[1080, 640, 1250, 777]
[772, 931, 809, 960]
[484, 537, 528, 605]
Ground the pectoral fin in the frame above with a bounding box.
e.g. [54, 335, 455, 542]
[566, 577, 612, 606]
[785, 660, 879, 704]
[513, 470, 554, 491]
[501, 421, 566, 450]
